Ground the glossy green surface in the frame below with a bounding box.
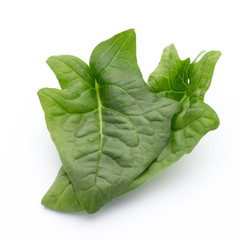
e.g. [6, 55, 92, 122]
[39, 31, 220, 214]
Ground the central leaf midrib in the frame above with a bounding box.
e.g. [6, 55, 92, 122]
[95, 81, 103, 184]
[98, 31, 133, 79]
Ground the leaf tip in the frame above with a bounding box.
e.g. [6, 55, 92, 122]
[168, 43, 176, 49]
[125, 28, 135, 33]
[37, 88, 43, 98]
[46, 56, 56, 67]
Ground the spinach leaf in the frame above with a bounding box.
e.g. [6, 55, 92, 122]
[41, 167, 84, 212]
[39, 32, 220, 214]
[123, 44, 220, 193]
[38, 29, 180, 213]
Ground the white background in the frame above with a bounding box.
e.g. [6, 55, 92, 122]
[1, 0, 239, 239]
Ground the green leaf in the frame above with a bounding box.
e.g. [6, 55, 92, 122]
[38, 29, 180, 213]
[41, 167, 83, 212]
[148, 44, 190, 101]
[123, 45, 221, 193]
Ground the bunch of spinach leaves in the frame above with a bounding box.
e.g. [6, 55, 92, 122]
[38, 29, 220, 214]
